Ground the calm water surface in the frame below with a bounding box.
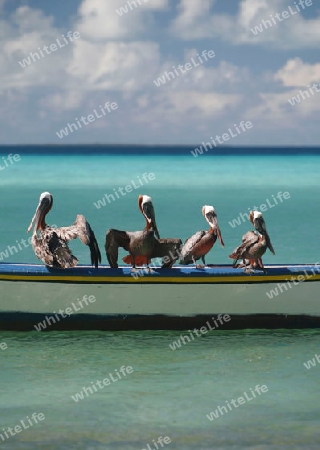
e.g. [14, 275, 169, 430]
[0, 150, 320, 448]
[1, 330, 320, 449]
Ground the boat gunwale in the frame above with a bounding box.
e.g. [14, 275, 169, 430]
[0, 263, 319, 284]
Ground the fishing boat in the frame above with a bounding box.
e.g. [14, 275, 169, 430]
[1, 262, 320, 330]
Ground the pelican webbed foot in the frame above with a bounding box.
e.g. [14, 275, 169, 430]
[192, 256, 205, 269]
[244, 266, 255, 275]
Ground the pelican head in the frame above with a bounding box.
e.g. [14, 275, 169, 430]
[249, 210, 275, 255]
[138, 195, 160, 239]
[27, 192, 53, 233]
[249, 210, 266, 233]
[202, 205, 224, 247]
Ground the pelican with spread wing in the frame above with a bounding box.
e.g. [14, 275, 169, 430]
[27, 192, 101, 269]
[105, 195, 181, 270]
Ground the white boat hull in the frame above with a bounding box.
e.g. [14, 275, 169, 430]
[1, 263, 320, 330]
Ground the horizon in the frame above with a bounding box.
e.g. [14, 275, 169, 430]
[0, 144, 320, 156]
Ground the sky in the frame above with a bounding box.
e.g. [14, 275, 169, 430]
[1, 0, 320, 145]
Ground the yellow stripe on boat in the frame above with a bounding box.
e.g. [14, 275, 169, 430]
[1, 274, 320, 283]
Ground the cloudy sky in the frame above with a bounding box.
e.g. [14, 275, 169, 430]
[1, 0, 320, 145]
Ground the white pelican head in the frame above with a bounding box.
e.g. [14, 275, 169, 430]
[27, 192, 53, 233]
[249, 210, 275, 255]
[138, 195, 160, 239]
[202, 205, 224, 247]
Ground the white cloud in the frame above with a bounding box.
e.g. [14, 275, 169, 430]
[0, 0, 319, 145]
[274, 58, 320, 87]
[173, 0, 214, 30]
[40, 90, 85, 112]
[167, 59, 249, 91]
[171, 0, 320, 49]
[245, 92, 295, 125]
[77, 0, 168, 40]
[167, 91, 242, 115]
[0, 0, 168, 93]
[1, 6, 74, 91]
[133, 91, 242, 126]
[171, 0, 233, 41]
[67, 40, 161, 90]
[11, 5, 55, 33]
[245, 86, 320, 133]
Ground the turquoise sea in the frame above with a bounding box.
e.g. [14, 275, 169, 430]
[1, 147, 320, 449]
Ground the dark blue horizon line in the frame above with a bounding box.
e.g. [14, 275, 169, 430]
[0, 144, 320, 155]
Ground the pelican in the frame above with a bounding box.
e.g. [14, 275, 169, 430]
[106, 195, 181, 269]
[28, 192, 101, 269]
[179, 205, 224, 268]
[229, 210, 275, 272]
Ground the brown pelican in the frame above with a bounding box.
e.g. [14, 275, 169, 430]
[179, 205, 224, 268]
[106, 195, 181, 269]
[28, 192, 101, 269]
[229, 210, 275, 272]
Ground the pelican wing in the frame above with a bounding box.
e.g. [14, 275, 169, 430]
[32, 231, 78, 268]
[121, 237, 182, 268]
[179, 231, 206, 264]
[152, 238, 182, 268]
[56, 215, 101, 268]
[105, 229, 131, 268]
[229, 231, 258, 261]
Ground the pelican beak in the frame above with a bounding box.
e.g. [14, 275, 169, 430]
[266, 233, 275, 255]
[253, 215, 275, 255]
[253, 216, 266, 234]
[27, 198, 50, 233]
[206, 212, 224, 247]
[143, 201, 160, 239]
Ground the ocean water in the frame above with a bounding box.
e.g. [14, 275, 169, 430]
[1, 151, 320, 264]
[1, 148, 320, 449]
